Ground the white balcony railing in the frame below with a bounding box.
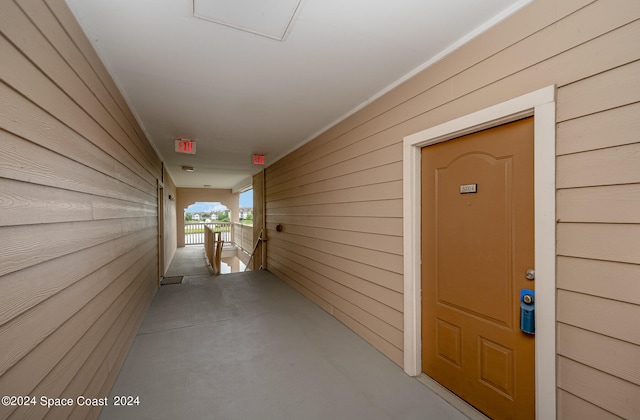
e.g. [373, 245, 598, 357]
[184, 222, 231, 245]
[184, 222, 253, 256]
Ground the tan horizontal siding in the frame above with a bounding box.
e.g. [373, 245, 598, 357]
[557, 59, 640, 123]
[557, 257, 640, 305]
[269, 237, 403, 293]
[558, 356, 640, 419]
[557, 389, 622, 420]
[557, 185, 640, 223]
[269, 215, 402, 237]
[267, 199, 403, 218]
[0, 37, 156, 186]
[0, 237, 156, 379]
[0, 180, 156, 227]
[268, 254, 402, 344]
[557, 102, 640, 155]
[557, 143, 640, 189]
[453, 1, 638, 97]
[0, 217, 156, 277]
[268, 263, 403, 366]
[557, 223, 640, 264]
[2, 248, 156, 418]
[0, 81, 157, 192]
[557, 290, 640, 345]
[268, 265, 331, 313]
[15, 0, 158, 171]
[0, 228, 156, 327]
[270, 244, 403, 316]
[45, 0, 148, 145]
[10, 259, 156, 419]
[558, 323, 640, 386]
[0, 3, 159, 179]
[555, 46, 640, 418]
[0, 129, 156, 205]
[266, 222, 401, 248]
[57, 267, 156, 420]
[0, 179, 93, 226]
[263, 1, 640, 416]
[267, 142, 402, 195]
[266, 224, 403, 272]
[266, 180, 403, 209]
[0, 2, 160, 419]
[268, 159, 402, 202]
[332, 307, 403, 367]
[436, 12, 640, 126]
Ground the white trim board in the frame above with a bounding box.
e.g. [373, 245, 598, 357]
[402, 85, 556, 420]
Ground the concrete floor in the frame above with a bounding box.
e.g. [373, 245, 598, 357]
[164, 245, 212, 277]
[99, 247, 470, 420]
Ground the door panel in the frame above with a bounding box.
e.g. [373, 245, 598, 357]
[435, 152, 513, 326]
[421, 117, 535, 419]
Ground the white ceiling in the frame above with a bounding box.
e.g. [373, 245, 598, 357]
[65, 0, 529, 189]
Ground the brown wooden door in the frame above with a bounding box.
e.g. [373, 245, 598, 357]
[421, 117, 535, 419]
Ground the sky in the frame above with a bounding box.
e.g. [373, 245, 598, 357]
[240, 189, 253, 207]
[185, 189, 253, 213]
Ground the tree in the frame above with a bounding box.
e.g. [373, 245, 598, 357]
[215, 210, 230, 222]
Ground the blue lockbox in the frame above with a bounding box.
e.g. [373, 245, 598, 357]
[520, 289, 535, 335]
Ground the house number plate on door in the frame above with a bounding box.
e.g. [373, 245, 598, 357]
[460, 184, 478, 194]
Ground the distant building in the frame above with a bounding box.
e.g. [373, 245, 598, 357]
[239, 208, 253, 219]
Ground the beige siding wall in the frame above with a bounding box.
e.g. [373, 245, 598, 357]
[0, 1, 161, 419]
[265, 0, 640, 416]
[555, 58, 640, 418]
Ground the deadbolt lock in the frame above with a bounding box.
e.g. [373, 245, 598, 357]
[525, 269, 535, 280]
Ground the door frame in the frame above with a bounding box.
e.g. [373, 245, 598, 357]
[157, 180, 165, 287]
[402, 86, 556, 419]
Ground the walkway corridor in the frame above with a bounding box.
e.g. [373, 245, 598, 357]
[99, 248, 470, 419]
